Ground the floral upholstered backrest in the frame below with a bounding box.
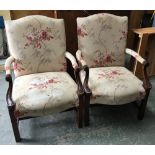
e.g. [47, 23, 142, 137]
[77, 13, 128, 68]
[5, 15, 66, 77]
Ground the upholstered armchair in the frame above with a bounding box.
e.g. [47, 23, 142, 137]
[76, 13, 152, 126]
[5, 15, 84, 142]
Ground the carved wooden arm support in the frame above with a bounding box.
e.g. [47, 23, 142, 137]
[125, 48, 152, 90]
[5, 56, 15, 107]
[82, 65, 92, 95]
[65, 52, 84, 95]
[142, 63, 152, 90]
[76, 50, 91, 94]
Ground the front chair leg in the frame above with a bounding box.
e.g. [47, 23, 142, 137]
[77, 94, 84, 128]
[8, 105, 21, 142]
[138, 89, 151, 120]
[84, 92, 91, 126]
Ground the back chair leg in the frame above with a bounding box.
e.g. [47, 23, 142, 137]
[8, 106, 21, 142]
[138, 89, 151, 120]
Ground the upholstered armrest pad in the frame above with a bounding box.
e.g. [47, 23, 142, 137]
[65, 52, 84, 95]
[125, 48, 146, 65]
[76, 50, 87, 67]
[5, 56, 15, 75]
[65, 52, 78, 69]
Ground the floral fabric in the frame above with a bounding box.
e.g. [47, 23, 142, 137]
[5, 15, 66, 77]
[77, 13, 128, 68]
[12, 72, 79, 118]
[80, 67, 145, 105]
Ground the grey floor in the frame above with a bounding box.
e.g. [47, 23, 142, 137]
[0, 71, 155, 145]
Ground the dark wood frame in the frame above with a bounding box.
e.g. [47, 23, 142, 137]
[82, 59, 152, 126]
[5, 60, 84, 142]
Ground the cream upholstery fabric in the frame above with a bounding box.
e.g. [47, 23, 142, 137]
[76, 50, 87, 67]
[5, 15, 80, 119]
[5, 56, 15, 75]
[12, 72, 78, 118]
[5, 15, 66, 77]
[65, 52, 78, 69]
[80, 67, 145, 105]
[77, 13, 128, 68]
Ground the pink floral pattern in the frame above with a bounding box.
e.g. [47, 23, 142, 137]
[13, 59, 25, 72]
[98, 70, 122, 79]
[119, 30, 128, 40]
[80, 67, 145, 105]
[59, 62, 67, 71]
[5, 16, 67, 77]
[93, 50, 116, 67]
[77, 26, 88, 37]
[12, 72, 79, 118]
[77, 13, 128, 68]
[29, 78, 60, 90]
[24, 25, 53, 49]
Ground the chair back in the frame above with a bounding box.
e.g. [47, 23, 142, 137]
[5, 15, 66, 77]
[77, 13, 128, 68]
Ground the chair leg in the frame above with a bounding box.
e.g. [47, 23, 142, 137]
[84, 93, 91, 126]
[138, 89, 150, 120]
[77, 95, 84, 128]
[77, 107, 83, 128]
[8, 106, 21, 142]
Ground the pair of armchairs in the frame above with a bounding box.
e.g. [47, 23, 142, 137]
[5, 14, 151, 142]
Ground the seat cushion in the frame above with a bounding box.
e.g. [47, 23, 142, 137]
[12, 72, 78, 118]
[81, 67, 145, 105]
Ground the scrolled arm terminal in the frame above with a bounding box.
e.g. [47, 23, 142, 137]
[5, 56, 15, 76]
[125, 48, 146, 65]
[76, 50, 87, 67]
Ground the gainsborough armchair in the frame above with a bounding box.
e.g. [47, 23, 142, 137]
[5, 15, 84, 142]
[76, 13, 152, 126]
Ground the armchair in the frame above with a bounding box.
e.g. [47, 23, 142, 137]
[76, 13, 152, 126]
[5, 15, 84, 142]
